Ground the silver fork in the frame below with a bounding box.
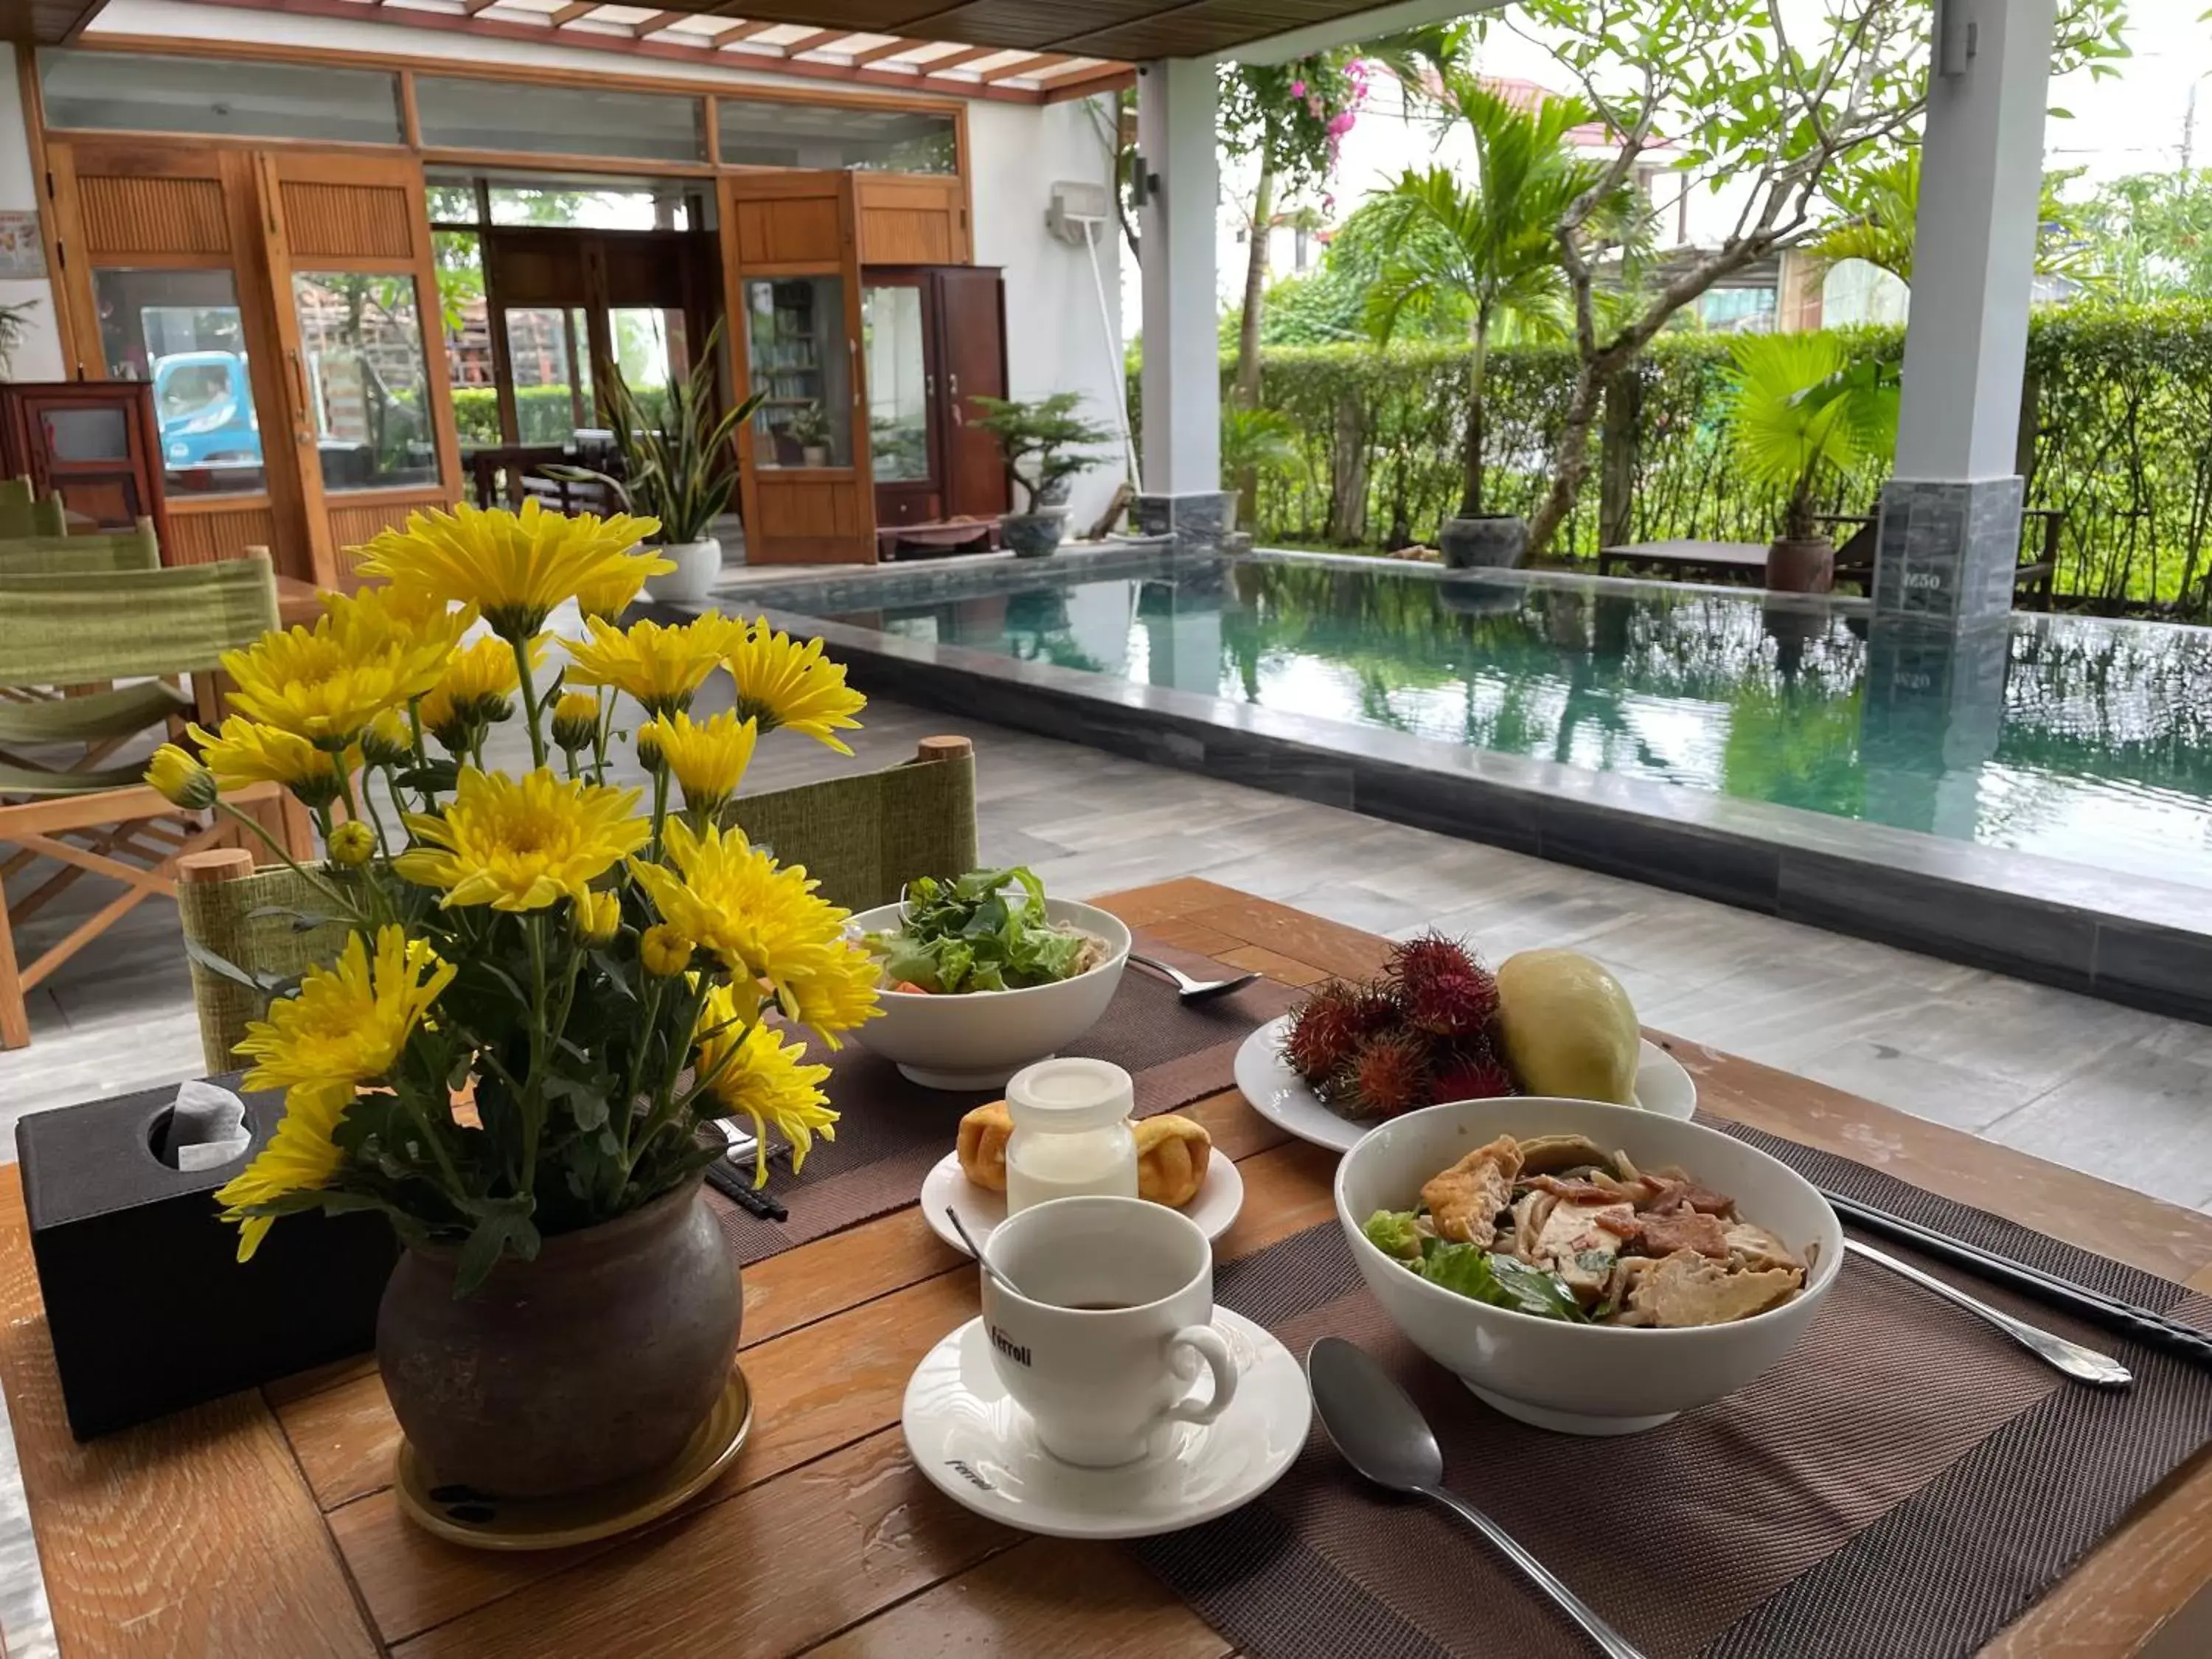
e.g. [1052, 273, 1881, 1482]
[1847, 1239, 2132, 1388]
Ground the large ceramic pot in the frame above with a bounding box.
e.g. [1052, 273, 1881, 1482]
[378, 1179, 741, 1499]
[1765, 537, 1834, 594]
[643, 538, 721, 605]
[1438, 515, 1528, 569]
[1001, 512, 1065, 558]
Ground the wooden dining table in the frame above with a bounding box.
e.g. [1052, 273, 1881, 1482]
[4, 877, 2212, 1657]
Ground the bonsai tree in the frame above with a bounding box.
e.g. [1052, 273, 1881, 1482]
[970, 392, 1113, 515]
[1725, 333, 1897, 543]
[1363, 77, 1629, 549]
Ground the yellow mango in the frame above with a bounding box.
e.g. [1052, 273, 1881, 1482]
[1495, 949, 1641, 1106]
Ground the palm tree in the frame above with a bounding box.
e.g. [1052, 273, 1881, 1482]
[1812, 151, 2096, 289]
[1363, 79, 1602, 526]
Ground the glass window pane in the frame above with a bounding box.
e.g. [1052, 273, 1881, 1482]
[745, 277, 851, 470]
[426, 178, 481, 225]
[608, 306, 685, 432]
[293, 273, 439, 491]
[415, 78, 703, 164]
[41, 49, 402, 145]
[504, 306, 582, 445]
[863, 285, 929, 483]
[94, 266, 265, 496]
[435, 231, 493, 453]
[717, 98, 955, 173]
[486, 183, 696, 230]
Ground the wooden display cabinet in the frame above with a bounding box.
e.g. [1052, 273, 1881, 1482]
[0, 381, 170, 546]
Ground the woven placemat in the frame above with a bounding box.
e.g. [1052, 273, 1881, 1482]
[703, 939, 1298, 1266]
[1135, 1122, 2212, 1659]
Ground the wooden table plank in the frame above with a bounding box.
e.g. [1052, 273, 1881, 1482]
[8, 877, 2212, 1659]
[0, 1166, 379, 1658]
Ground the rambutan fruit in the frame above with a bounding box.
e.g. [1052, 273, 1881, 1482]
[1281, 979, 1397, 1085]
[1331, 1029, 1434, 1119]
[1389, 931, 1500, 1038]
[1429, 1040, 1519, 1104]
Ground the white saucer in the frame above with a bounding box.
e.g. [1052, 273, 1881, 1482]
[901, 1309, 1310, 1540]
[1233, 1017, 1697, 1155]
[919, 1149, 1245, 1255]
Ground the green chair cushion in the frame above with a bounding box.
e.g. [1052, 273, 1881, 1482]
[0, 680, 189, 747]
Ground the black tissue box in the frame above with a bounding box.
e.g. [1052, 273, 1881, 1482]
[18, 1077, 398, 1440]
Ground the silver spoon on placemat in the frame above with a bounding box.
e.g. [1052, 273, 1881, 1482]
[1128, 951, 1260, 1002]
[1307, 1338, 1649, 1659]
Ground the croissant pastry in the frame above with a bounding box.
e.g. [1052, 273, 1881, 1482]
[1134, 1115, 1211, 1208]
[957, 1105, 1212, 1208]
[956, 1100, 1014, 1192]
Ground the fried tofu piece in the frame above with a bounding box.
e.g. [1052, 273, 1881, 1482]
[1722, 1220, 1804, 1273]
[1421, 1135, 1524, 1246]
[1625, 1248, 1802, 1328]
[1634, 1209, 1733, 1260]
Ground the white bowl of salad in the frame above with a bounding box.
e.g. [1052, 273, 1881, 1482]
[849, 869, 1132, 1090]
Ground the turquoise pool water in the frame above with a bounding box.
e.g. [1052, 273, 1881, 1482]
[829, 557, 2212, 889]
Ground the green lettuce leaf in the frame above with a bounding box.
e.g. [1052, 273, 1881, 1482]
[1416, 1243, 1587, 1322]
[1362, 1209, 1425, 1261]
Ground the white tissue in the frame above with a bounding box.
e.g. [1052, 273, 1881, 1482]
[163, 1079, 253, 1172]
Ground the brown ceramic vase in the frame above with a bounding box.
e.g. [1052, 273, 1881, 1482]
[377, 1178, 741, 1500]
[1764, 536, 1836, 593]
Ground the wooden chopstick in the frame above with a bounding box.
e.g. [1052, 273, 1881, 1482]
[1822, 1186, 2212, 1371]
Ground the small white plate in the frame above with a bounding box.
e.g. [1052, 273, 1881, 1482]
[901, 1309, 1309, 1540]
[1233, 1016, 1697, 1155]
[919, 1149, 1245, 1255]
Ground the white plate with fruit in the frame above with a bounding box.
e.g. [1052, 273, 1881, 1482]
[1232, 937, 1695, 1155]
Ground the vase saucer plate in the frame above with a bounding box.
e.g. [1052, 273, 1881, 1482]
[902, 1310, 1307, 1541]
[394, 1364, 752, 1551]
[1234, 1017, 1697, 1154]
[918, 1150, 1243, 1258]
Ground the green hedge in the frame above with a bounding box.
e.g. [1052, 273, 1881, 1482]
[451, 384, 673, 448]
[1144, 302, 2212, 613]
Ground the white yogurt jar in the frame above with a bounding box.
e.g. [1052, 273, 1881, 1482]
[1002, 1057, 1138, 1214]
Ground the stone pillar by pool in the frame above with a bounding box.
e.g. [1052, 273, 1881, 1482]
[1874, 0, 2056, 627]
[1134, 56, 1236, 551]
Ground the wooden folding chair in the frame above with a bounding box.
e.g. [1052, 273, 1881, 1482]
[0, 518, 161, 578]
[0, 555, 308, 1049]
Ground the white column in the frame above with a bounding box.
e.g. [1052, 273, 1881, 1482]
[1891, 0, 2056, 481]
[1136, 58, 1220, 499]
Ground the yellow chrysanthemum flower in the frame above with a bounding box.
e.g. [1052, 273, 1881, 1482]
[320, 583, 476, 663]
[575, 888, 621, 946]
[640, 921, 695, 977]
[396, 767, 648, 911]
[551, 690, 601, 754]
[187, 718, 353, 808]
[221, 619, 450, 748]
[215, 1081, 353, 1262]
[563, 614, 742, 719]
[327, 820, 377, 868]
[572, 549, 676, 620]
[146, 743, 218, 810]
[640, 710, 757, 815]
[234, 924, 455, 1093]
[627, 819, 878, 1045]
[360, 706, 414, 768]
[727, 621, 866, 754]
[692, 984, 835, 1181]
[355, 499, 661, 639]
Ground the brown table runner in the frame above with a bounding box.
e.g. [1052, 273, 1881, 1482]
[703, 939, 1298, 1266]
[1135, 1116, 2212, 1659]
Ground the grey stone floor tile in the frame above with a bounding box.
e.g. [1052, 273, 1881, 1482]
[1983, 1048, 2212, 1208]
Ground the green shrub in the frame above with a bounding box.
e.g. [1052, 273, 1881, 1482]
[1131, 302, 2212, 613]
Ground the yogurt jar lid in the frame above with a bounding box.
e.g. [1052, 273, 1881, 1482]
[1005, 1057, 1134, 1132]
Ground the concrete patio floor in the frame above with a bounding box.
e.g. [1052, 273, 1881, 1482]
[0, 689, 2206, 1659]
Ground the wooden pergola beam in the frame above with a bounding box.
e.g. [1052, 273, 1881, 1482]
[984, 51, 1073, 82]
[776, 27, 846, 55]
[549, 2, 598, 24]
[716, 18, 785, 45]
[849, 37, 921, 65]
[917, 44, 1000, 76]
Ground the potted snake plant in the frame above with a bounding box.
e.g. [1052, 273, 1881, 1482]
[552, 320, 757, 606]
[970, 392, 1113, 557]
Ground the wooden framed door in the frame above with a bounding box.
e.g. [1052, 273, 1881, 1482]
[255, 151, 463, 585]
[931, 265, 1009, 521]
[44, 137, 308, 574]
[720, 173, 875, 566]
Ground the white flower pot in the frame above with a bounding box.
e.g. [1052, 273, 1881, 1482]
[644, 538, 722, 605]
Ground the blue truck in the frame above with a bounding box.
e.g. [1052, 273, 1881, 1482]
[152, 350, 262, 472]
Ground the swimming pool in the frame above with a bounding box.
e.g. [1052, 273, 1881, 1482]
[827, 554, 2212, 891]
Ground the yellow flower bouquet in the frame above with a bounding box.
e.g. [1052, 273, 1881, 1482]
[147, 498, 877, 1293]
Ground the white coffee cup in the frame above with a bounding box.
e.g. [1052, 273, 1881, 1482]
[979, 1194, 1239, 1468]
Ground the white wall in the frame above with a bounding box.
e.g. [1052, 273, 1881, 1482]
[968, 96, 1128, 528]
[0, 45, 67, 383]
